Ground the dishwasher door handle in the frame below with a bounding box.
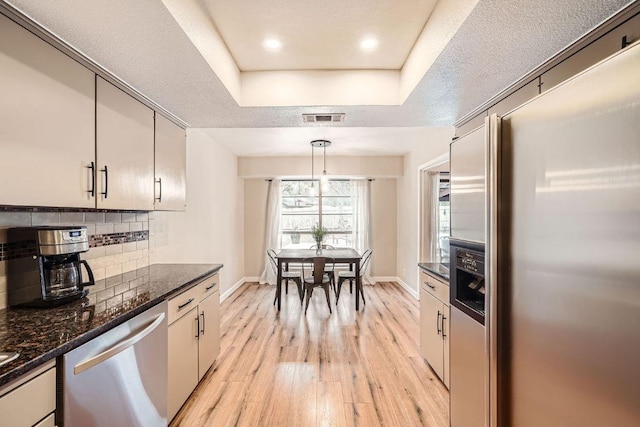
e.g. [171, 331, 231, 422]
[74, 313, 165, 375]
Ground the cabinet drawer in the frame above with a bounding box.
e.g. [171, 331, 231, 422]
[34, 413, 55, 427]
[420, 269, 449, 305]
[167, 285, 200, 325]
[0, 366, 56, 427]
[195, 274, 218, 303]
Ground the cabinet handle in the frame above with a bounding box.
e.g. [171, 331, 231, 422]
[177, 297, 194, 310]
[155, 177, 162, 202]
[195, 315, 200, 339]
[425, 281, 435, 290]
[437, 310, 441, 335]
[441, 314, 447, 339]
[205, 283, 216, 291]
[201, 311, 205, 335]
[100, 165, 108, 199]
[86, 161, 95, 197]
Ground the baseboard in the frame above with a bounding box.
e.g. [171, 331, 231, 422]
[372, 276, 397, 283]
[244, 276, 260, 283]
[221, 277, 249, 302]
[394, 277, 419, 300]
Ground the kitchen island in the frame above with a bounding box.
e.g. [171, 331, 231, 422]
[0, 263, 222, 387]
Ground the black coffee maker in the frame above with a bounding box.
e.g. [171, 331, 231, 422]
[7, 226, 95, 307]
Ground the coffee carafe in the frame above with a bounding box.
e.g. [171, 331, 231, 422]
[45, 257, 95, 299]
[6, 226, 95, 307]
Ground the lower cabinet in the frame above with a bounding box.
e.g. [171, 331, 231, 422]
[419, 270, 450, 388]
[0, 360, 56, 427]
[167, 274, 220, 421]
[198, 291, 221, 380]
[168, 306, 200, 420]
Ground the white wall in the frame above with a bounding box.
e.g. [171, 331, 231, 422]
[150, 128, 244, 296]
[238, 155, 403, 178]
[396, 127, 454, 295]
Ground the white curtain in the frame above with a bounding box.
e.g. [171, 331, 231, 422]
[421, 171, 441, 262]
[351, 179, 373, 284]
[259, 179, 282, 285]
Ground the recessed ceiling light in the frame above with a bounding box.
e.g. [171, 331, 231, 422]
[263, 38, 282, 51]
[359, 37, 379, 51]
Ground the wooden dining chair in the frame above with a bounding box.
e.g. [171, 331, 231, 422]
[301, 257, 335, 314]
[336, 249, 372, 305]
[267, 249, 304, 305]
[309, 244, 336, 291]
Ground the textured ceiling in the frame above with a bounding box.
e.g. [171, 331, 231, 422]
[202, 127, 447, 156]
[199, 0, 438, 71]
[3, 0, 633, 131]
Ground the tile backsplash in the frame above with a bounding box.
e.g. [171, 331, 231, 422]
[0, 210, 153, 309]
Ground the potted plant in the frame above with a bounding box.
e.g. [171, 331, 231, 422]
[311, 224, 328, 254]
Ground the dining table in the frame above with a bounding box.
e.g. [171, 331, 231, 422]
[275, 248, 363, 311]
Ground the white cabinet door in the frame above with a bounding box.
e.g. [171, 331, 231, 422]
[0, 14, 95, 208]
[541, 13, 640, 93]
[154, 114, 186, 211]
[0, 365, 56, 427]
[198, 290, 220, 380]
[168, 307, 199, 421]
[33, 413, 55, 427]
[442, 305, 450, 389]
[96, 77, 154, 210]
[488, 79, 540, 117]
[421, 288, 444, 380]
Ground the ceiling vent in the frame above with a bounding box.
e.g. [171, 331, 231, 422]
[302, 113, 345, 123]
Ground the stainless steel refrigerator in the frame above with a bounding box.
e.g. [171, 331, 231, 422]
[449, 123, 488, 427]
[485, 40, 640, 426]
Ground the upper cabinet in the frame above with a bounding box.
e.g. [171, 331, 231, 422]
[487, 79, 540, 117]
[0, 14, 95, 208]
[455, 110, 487, 138]
[96, 77, 155, 211]
[0, 14, 187, 211]
[541, 13, 640, 93]
[155, 114, 186, 211]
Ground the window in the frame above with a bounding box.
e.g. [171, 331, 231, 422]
[280, 180, 353, 248]
[438, 174, 451, 262]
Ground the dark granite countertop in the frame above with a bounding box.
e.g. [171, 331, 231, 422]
[418, 262, 450, 282]
[0, 263, 222, 387]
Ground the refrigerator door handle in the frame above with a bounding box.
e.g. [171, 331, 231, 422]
[74, 313, 165, 375]
[486, 113, 501, 427]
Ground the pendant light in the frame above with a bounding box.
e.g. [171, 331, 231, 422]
[310, 139, 331, 193]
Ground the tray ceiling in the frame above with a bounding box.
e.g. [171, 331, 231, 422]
[199, 0, 439, 71]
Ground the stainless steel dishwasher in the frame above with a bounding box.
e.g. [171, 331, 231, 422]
[63, 301, 168, 426]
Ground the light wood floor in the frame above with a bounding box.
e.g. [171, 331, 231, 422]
[171, 281, 449, 427]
